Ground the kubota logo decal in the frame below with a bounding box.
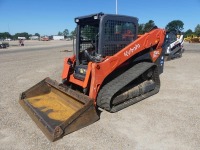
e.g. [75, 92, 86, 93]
[153, 50, 160, 58]
[124, 44, 140, 57]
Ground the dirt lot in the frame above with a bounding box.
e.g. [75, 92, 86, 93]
[0, 41, 200, 150]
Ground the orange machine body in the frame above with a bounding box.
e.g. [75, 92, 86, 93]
[62, 28, 166, 105]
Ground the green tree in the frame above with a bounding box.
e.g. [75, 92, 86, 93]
[0, 32, 12, 39]
[13, 32, 29, 40]
[194, 24, 200, 37]
[138, 20, 155, 34]
[165, 20, 184, 32]
[58, 31, 63, 36]
[144, 20, 155, 32]
[35, 33, 40, 37]
[70, 30, 75, 37]
[184, 29, 193, 37]
[67, 29, 77, 40]
[63, 29, 69, 38]
[138, 24, 145, 34]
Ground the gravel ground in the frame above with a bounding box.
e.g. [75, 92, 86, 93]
[0, 41, 200, 150]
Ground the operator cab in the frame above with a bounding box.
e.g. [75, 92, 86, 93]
[75, 12, 138, 64]
[74, 12, 138, 81]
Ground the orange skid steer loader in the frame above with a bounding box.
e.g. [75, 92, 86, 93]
[19, 13, 167, 141]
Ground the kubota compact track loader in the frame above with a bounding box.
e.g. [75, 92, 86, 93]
[19, 13, 167, 141]
[165, 31, 184, 61]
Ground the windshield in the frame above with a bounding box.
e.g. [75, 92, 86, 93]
[80, 24, 99, 52]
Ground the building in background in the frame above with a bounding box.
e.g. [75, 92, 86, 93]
[29, 36, 39, 40]
[18, 37, 26, 40]
[53, 35, 64, 40]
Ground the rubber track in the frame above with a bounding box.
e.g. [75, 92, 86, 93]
[97, 62, 157, 112]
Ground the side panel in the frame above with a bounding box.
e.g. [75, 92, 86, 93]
[62, 55, 76, 80]
[89, 29, 166, 101]
[61, 29, 166, 103]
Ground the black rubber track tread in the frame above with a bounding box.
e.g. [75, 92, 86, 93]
[97, 62, 155, 112]
[111, 67, 160, 112]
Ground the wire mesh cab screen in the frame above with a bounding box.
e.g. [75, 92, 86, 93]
[80, 24, 99, 52]
[99, 15, 138, 56]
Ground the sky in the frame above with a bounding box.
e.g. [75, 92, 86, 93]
[0, 0, 199, 35]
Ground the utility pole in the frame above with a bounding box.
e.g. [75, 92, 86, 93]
[116, 0, 118, 14]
